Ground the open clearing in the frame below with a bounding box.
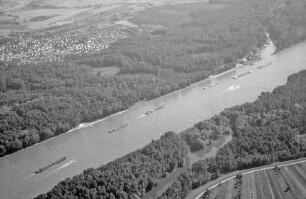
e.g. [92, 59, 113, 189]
[143, 135, 232, 199]
[92, 67, 120, 76]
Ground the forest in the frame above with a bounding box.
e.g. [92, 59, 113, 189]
[265, 0, 306, 51]
[1, 0, 305, 198]
[0, 0, 268, 156]
[0, 0, 305, 184]
[158, 70, 306, 199]
[1, 0, 305, 157]
[35, 132, 187, 199]
[35, 66, 306, 199]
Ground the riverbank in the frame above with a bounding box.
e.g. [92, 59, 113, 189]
[2, 32, 306, 199]
[0, 19, 271, 158]
[0, 109, 127, 161]
[0, 50, 245, 160]
[158, 68, 306, 198]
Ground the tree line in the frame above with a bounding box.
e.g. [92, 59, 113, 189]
[35, 132, 187, 199]
[0, 0, 268, 157]
[19, 0, 306, 197]
[34, 69, 306, 199]
[159, 70, 306, 199]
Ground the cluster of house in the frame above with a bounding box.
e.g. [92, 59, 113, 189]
[0, 26, 127, 64]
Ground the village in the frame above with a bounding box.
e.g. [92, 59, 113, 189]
[0, 25, 129, 64]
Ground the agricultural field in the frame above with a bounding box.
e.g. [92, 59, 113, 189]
[132, 2, 225, 26]
[202, 162, 306, 199]
[0, 0, 204, 35]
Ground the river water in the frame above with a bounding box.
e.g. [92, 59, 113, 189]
[1, 38, 306, 199]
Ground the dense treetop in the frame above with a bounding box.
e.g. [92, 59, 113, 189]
[0, 0, 269, 156]
[35, 132, 187, 199]
[159, 70, 306, 199]
[2, 0, 305, 157]
[34, 63, 306, 199]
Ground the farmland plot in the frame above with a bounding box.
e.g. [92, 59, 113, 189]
[257, 170, 274, 199]
[224, 178, 235, 199]
[214, 182, 229, 199]
[208, 185, 220, 199]
[207, 162, 306, 199]
[254, 172, 265, 199]
[241, 173, 257, 199]
[265, 169, 286, 199]
[281, 166, 306, 199]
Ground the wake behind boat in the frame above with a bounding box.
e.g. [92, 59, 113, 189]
[228, 85, 240, 90]
[35, 157, 67, 174]
[203, 82, 219, 90]
[51, 159, 76, 173]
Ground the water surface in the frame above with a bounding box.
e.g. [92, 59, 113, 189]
[1, 38, 306, 199]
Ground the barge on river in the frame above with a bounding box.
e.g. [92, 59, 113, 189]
[203, 82, 219, 90]
[108, 123, 131, 134]
[257, 62, 272, 69]
[35, 157, 67, 174]
[145, 105, 166, 115]
[232, 71, 252, 79]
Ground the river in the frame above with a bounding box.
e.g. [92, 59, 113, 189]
[1, 38, 306, 199]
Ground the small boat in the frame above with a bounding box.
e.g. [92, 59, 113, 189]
[116, 123, 130, 131]
[145, 105, 166, 115]
[107, 129, 116, 134]
[236, 64, 244, 68]
[203, 82, 219, 90]
[155, 105, 165, 111]
[228, 85, 240, 90]
[108, 123, 131, 134]
[145, 109, 154, 115]
[232, 71, 251, 79]
[257, 62, 272, 69]
[232, 85, 240, 89]
[35, 157, 67, 174]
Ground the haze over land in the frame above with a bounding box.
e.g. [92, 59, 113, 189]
[0, 0, 202, 34]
